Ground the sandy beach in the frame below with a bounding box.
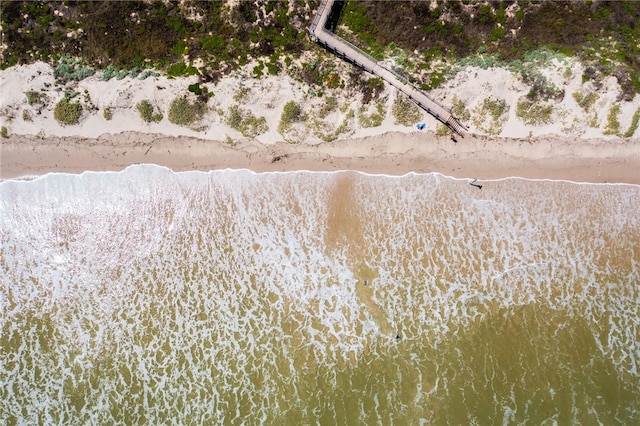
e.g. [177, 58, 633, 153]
[1, 62, 639, 184]
[2, 131, 638, 184]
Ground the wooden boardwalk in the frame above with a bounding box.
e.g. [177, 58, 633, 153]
[309, 0, 467, 136]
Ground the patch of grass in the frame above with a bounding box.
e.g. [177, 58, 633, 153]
[472, 97, 508, 135]
[1, 126, 8, 138]
[452, 95, 470, 122]
[54, 97, 83, 125]
[334, 109, 355, 138]
[103, 107, 113, 121]
[233, 86, 251, 103]
[168, 97, 206, 127]
[624, 107, 640, 138]
[22, 110, 32, 122]
[25, 91, 45, 105]
[603, 104, 621, 135]
[136, 100, 163, 123]
[435, 124, 450, 136]
[358, 101, 385, 128]
[392, 94, 422, 126]
[573, 92, 599, 111]
[516, 99, 554, 125]
[278, 101, 302, 134]
[319, 96, 338, 119]
[226, 105, 268, 138]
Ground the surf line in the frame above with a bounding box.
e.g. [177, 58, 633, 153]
[469, 178, 483, 189]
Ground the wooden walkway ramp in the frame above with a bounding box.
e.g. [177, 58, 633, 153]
[309, 0, 467, 136]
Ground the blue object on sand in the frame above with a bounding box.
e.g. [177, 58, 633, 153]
[396, 334, 400, 339]
[416, 122, 426, 130]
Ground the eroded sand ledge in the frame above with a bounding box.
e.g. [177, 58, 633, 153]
[2, 131, 638, 184]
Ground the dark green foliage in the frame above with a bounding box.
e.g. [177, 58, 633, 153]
[1, 0, 639, 96]
[0, 1, 306, 79]
[167, 62, 198, 78]
[335, 0, 640, 95]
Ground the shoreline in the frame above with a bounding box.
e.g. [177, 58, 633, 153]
[2, 131, 639, 184]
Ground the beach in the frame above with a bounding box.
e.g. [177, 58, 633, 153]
[2, 130, 638, 184]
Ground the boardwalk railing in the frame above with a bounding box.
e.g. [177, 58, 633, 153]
[309, 0, 467, 137]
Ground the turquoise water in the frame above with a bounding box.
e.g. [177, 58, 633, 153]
[1, 165, 638, 424]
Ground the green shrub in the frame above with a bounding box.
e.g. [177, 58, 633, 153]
[103, 107, 113, 121]
[167, 61, 198, 78]
[226, 105, 268, 137]
[22, 110, 32, 122]
[168, 97, 206, 126]
[54, 97, 83, 125]
[392, 95, 422, 126]
[137, 100, 163, 123]
[1, 126, 8, 138]
[516, 99, 554, 125]
[278, 101, 302, 134]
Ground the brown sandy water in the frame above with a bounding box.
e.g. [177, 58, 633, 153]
[1, 165, 638, 424]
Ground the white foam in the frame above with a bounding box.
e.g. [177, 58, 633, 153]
[1, 165, 638, 423]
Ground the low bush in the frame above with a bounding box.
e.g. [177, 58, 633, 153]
[1, 126, 8, 138]
[278, 101, 302, 134]
[54, 97, 83, 125]
[22, 110, 32, 122]
[137, 100, 163, 123]
[103, 107, 113, 121]
[168, 97, 206, 127]
[226, 105, 268, 137]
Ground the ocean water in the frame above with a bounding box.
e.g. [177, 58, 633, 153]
[1, 164, 638, 425]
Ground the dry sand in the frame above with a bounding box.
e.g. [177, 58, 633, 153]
[2, 131, 638, 184]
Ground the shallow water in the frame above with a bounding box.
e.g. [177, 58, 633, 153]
[1, 165, 639, 424]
